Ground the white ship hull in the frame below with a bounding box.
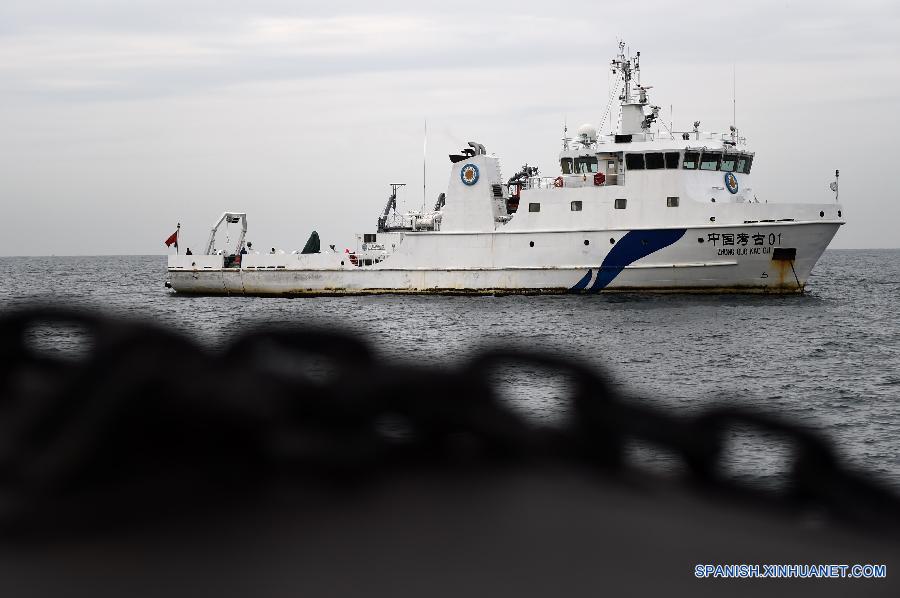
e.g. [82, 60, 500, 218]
[168, 221, 841, 295]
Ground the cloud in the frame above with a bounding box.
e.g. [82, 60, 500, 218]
[3, 2, 897, 104]
[0, 7, 612, 103]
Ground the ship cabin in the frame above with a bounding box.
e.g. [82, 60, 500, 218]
[550, 135, 754, 192]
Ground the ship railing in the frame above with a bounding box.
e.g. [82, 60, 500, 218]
[524, 176, 557, 190]
[595, 131, 747, 145]
[525, 174, 623, 190]
[675, 131, 748, 144]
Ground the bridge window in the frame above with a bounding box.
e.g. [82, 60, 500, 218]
[625, 153, 645, 170]
[615, 198, 627, 209]
[721, 154, 738, 172]
[667, 196, 679, 207]
[699, 152, 721, 171]
[574, 156, 598, 173]
[571, 201, 582, 211]
[561, 158, 573, 174]
[665, 152, 680, 168]
[364, 234, 377, 243]
[737, 154, 753, 174]
[645, 153, 665, 170]
[683, 151, 700, 169]
[529, 202, 541, 212]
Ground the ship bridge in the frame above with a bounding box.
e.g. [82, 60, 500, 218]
[536, 143, 755, 192]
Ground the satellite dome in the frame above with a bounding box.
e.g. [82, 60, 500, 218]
[577, 123, 597, 143]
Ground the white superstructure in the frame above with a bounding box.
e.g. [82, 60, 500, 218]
[167, 43, 843, 296]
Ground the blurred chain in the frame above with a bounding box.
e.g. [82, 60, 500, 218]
[0, 306, 898, 531]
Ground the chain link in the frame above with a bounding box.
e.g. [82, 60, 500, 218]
[1, 306, 898, 533]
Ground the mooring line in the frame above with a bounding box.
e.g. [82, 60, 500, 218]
[789, 260, 804, 295]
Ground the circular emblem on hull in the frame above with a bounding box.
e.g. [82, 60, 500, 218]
[460, 163, 480, 186]
[724, 172, 739, 194]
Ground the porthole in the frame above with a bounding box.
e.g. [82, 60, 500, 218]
[709, 217, 716, 222]
[341, 261, 345, 266]
[609, 238, 615, 245]
[584, 239, 590, 246]
[711, 198, 716, 203]
[529, 241, 534, 247]
[698, 238, 704, 243]
[838, 210, 842, 217]
[820, 211, 825, 217]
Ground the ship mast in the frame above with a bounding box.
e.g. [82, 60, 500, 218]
[610, 42, 659, 135]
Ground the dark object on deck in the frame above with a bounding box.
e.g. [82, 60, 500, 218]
[223, 254, 242, 268]
[0, 307, 897, 597]
[301, 231, 320, 254]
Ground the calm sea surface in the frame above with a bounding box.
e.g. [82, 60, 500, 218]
[1, 249, 899, 488]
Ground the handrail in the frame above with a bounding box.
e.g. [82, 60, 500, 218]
[524, 174, 623, 190]
[589, 131, 747, 145]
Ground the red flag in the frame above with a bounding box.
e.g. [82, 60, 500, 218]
[164, 230, 178, 248]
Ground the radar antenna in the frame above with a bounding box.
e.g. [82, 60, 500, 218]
[610, 41, 633, 103]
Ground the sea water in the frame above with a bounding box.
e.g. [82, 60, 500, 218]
[2, 249, 898, 488]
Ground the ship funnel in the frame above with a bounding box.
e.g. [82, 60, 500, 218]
[467, 141, 486, 156]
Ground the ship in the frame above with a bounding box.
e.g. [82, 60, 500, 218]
[166, 43, 844, 296]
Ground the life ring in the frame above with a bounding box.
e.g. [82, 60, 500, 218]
[553, 176, 564, 188]
[593, 172, 606, 186]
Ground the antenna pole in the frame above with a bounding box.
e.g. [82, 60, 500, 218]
[423, 119, 427, 213]
[732, 63, 736, 130]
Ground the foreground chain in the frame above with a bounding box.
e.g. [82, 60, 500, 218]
[0, 306, 897, 535]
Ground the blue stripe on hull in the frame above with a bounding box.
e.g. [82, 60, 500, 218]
[568, 269, 594, 293]
[570, 228, 686, 292]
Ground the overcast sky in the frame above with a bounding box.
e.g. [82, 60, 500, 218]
[2, 0, 898, 255]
